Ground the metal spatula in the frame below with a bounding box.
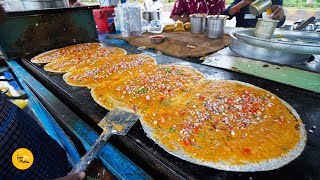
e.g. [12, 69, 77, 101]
[70, 108, 141, 173]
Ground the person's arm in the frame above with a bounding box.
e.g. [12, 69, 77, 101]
[170, 0, 189, 23]
[171, 15, 189, 23]
[0, 5, 8, 24]
[229, 0, 253, 16]
[222, 0, 252, 19]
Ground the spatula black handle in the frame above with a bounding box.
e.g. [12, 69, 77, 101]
[70, 130, 112, 173]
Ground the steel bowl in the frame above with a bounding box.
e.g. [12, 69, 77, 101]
[149, 35, 165, 44]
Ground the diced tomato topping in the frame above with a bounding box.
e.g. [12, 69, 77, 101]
[183, 138, 190, 146]
[236, 90, 243, 94]
[181, 123, 189, 129]
[228, 98, 235, 106]
[250, 108, 258, 113]
[199, 96, 205, 101]
[194, 126, 200, 132]
[141, 80, 147, 85]
[243, 106, 249, 113]
[243, 148, 251, 154]
[160, 96, 165, 101]
[180, 111, 186, 116]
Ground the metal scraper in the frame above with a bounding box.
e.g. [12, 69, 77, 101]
[70, 108, 141, 173]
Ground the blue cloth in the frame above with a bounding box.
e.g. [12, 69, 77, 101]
[223, 0, 285, 27]
[0, 94, 68, 179]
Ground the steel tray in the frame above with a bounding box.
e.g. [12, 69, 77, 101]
[229, 30, 311, 64]
[234, 29, 320, 55]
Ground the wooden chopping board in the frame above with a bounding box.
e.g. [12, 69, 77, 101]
[107, 32, 232, 59]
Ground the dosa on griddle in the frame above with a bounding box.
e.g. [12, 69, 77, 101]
[63, 54, 157, 87]
[44, 47, 127, 73]
[31, 43, 103, 64]
[90, 65, 205, 112]
[140, 80, 306, 172]
[31, 44, 307, 172]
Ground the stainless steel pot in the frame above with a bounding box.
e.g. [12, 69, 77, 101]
[189, 14, 205, 34]
[21, 0, 68, 10]
[206, 15, 227, 39]
[142, 11, 160, 22]
[249, 0, 272, 16]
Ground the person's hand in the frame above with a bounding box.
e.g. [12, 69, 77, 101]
[55, 171, 86, 180]
[241, 0, 254, 6]
[181, 15, 190, 23]
[271, 5, 285, 20]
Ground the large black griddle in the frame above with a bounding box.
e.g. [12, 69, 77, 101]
[19, 43, 320, 180]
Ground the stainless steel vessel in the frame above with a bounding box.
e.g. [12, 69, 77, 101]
[142, 11, 160, 22]
[21, 0, 69, 10]
[254, 18, 279, 39]
[249, 0, 272, 16]
[189, 14, 205, 34]
[206, 15, 227, 39]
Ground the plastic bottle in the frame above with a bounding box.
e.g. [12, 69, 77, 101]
[114, 7, 121, 34]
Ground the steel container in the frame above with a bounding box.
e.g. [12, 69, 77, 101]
[249, 0, 272, 16]
[21, 0, 68, 10]
[189, 14, 205, 34]
[253, 18, 279, 39]
[206, 15, 227, 39]
[142, 11, 160, 22]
